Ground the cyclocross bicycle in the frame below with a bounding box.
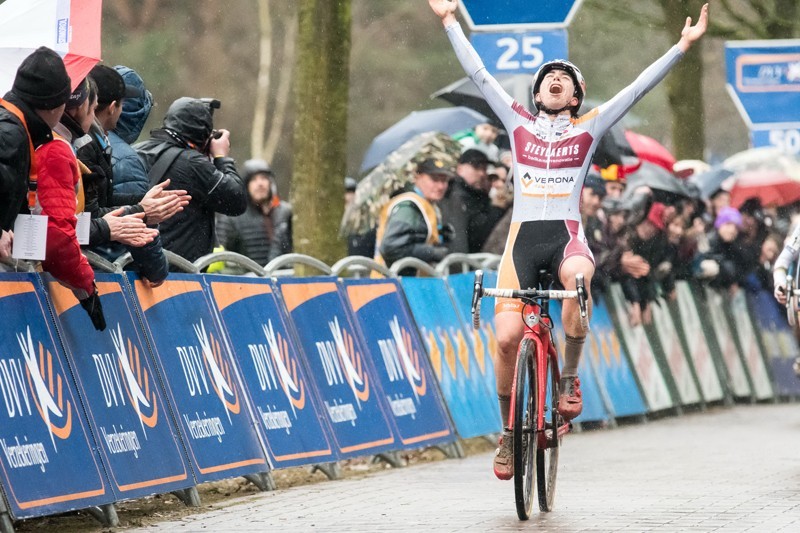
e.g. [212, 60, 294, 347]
[471, 269, 588, 520]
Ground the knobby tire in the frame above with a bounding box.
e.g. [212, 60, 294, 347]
[513, 338, 536, 520]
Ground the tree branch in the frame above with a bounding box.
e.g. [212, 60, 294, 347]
[264, 7, 298, 162]
[251, 0, 273, 158]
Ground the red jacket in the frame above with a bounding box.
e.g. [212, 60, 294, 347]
[36, 137, 95, 299]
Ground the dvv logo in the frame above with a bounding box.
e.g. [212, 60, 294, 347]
[193, 320, 240, 423]
[378, 317, 426, 402]
[316, 316, 370, 407]
[101, 323, 159, 436]
[11, 327, 73, 450]
[261, 320, 306, 418]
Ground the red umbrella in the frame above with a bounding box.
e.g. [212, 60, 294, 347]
[728, 169, 800, 208]
[624, 131, 677, 173]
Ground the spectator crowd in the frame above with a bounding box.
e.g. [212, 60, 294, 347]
[0, 47, 293, 329]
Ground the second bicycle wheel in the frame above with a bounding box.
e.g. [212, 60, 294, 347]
[537, 346, 561, 512]
[513, 338, 537, 520]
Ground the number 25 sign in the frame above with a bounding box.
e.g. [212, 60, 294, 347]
[470, 30, 568, 75]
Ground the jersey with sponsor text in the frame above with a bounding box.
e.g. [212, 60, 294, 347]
[446, 22, 683, 223]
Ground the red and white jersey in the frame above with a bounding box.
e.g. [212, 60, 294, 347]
[446, 22, 683, 223]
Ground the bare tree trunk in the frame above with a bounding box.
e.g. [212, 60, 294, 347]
[263, 9, 298, 162]
[659, 0, 706, 160]
[291, 0, 351, 266]
[251, 0, 273, 159]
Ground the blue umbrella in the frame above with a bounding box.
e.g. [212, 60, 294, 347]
[360, 106, 489, 173]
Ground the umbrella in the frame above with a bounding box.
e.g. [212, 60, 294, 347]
[624, 131, 676, 172]
[623, 161, 697, 202]
[343, 131, 461, 236]
[0, 0, 102, 93]
[728, 169, 800, 208]
[688, 166, 734, 199]
[360, 106, 488, 173]
[722, 147, 800, 180]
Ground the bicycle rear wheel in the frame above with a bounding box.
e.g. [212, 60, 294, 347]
[537, 347, 561, 512]
[513, 338, 537, 520]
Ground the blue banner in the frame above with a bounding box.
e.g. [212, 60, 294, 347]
[343, 279, 455, 448]
[751, 127, 800, 155]
[748, 290, 800, 397]
[276, 278, 396, 458]
[126, 273, 268, 482]
[204, 276, 337, 468]
[445, 271, 501, 423]
[725, 41, 800, 128]
[44, 273, 193, 500]
[400, 277, 500, 438]
[0, 274, 112, 519]
[581, 295, 646, 418]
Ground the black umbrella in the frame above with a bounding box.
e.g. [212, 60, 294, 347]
[688, 166, 734, 199]
[623, 161, 698, 202]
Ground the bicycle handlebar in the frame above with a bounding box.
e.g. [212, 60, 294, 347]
[471, 269, 589, 330]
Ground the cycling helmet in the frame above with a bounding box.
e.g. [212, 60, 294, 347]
[531, 59, 586, 112]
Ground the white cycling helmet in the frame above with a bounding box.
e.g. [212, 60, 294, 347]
[531, 59, 586, 112]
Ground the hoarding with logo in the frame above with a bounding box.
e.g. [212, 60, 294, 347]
[727, 290, 773, 400]
[444, 271, 501, 423]
[586, 296, 647, 417]
[44, 273, 193, 499]
[747, 290, 800, 397]
[276, 278, 396, 458]
[400, 277, 500, 438]
[343, 279, 454, 448]
[0, 274, 112, 519]
[126, 274, 268, 483]
[702, 288, 752, 400]
[649, 296, 702, 406]
[204, 276, 337, 468]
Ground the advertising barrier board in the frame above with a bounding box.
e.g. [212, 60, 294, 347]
[127, 274, 268, 483]
[607, 285, 674, 412]
[702, 288, 752, 399]
[400, 277, 500, 438]
[583, 295, 646, 418]
[343, 279, 455, 448]
[446, 271, 501, 422]
[748, 290, 800, 397]
[649, 296, 702, 406]
[205, 276, 337, 469]
[727, 290, 773, 400]
[672, 282, 725, 402]
[276, 278, 396, 458]
[0, 274, 112, 519]
[45, 273, 193, 500]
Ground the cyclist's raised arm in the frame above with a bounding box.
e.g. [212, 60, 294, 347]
[586, 3, 709, 135]
[428, 0, 516, 126]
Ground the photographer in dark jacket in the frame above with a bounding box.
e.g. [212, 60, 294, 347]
[135, 97, 247, 263]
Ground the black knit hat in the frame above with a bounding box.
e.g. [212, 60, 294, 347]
[12, 46, 71, 110]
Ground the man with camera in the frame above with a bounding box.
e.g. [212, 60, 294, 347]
[135, 97, 247, 263]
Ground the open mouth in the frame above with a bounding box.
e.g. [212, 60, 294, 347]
[549, 84, 563, 95]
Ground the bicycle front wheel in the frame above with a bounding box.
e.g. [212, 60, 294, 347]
[537, 346, 561, 512]
[513, 337, 537, 521]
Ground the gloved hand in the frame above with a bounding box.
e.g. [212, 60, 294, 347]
[698, 259, 720, 279]
[773, 270, 788, 305]
[79, 289, 107, 331]
[440, 223, 456, 244]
